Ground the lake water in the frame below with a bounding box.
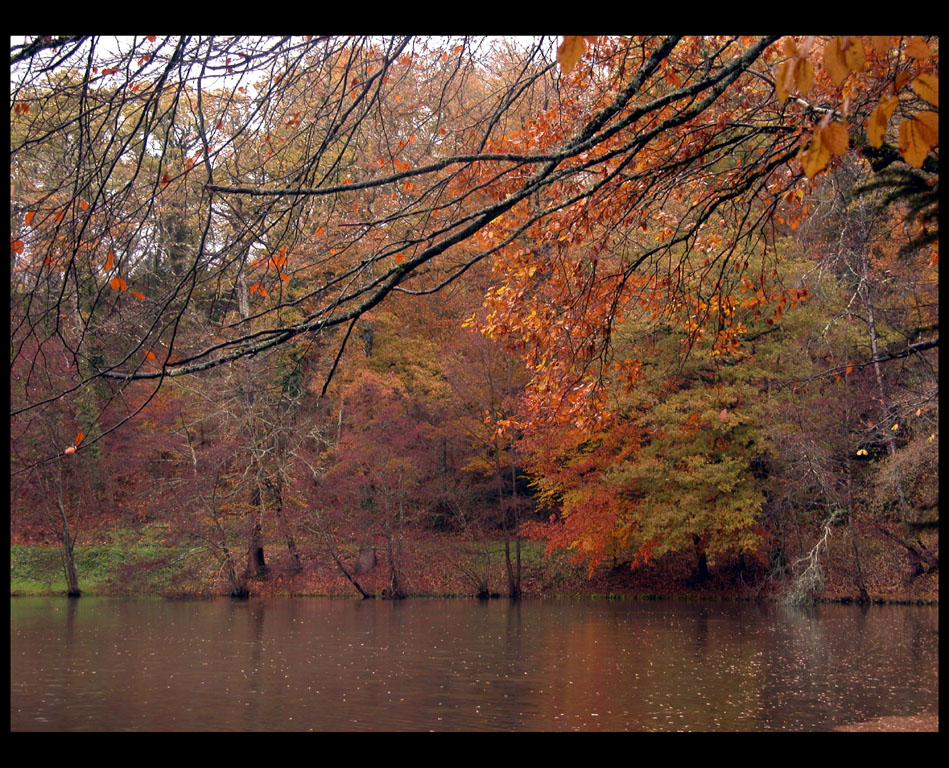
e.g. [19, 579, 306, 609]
[10, 597, 938, 731]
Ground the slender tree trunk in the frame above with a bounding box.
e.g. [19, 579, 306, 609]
[269, 479, 302, 573]
[245, 485, 268, 580]
[52, 478, 81, 597]
[847, 518, 870, 604]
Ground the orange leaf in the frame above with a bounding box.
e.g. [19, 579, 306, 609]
[74, 431, 84, 445]
[904, 36, 931, 60]
[80, 200, 89, 210]
[899, 113, 938, 167]
[866, 95, 898, 148]
[820, 121, 849, 155]
[24, 211, 35, 227]
[823, 37, 850, 86]
[801, 128, 831, 178]
[911, 74, 938, 107]
[315, 225, 325, 237]
[557, 36, 587, 75]
[104, 251, 114, 271]
[280, 272, 290, 283]
[131, 290, 145, 300]
[870, 36, 891, 56]
[393, 253, 405, 263]
[12, 239, 25, 255]
[145, 350, 156, 360]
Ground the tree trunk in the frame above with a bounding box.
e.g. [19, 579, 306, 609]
[245, 487, 268, 580]
[504, 534, 522, 600]
[847, 517, 870, 604]
[691, 534, 710, 584]
[269, 480, 302, 573]
[55, 487, 81, 597]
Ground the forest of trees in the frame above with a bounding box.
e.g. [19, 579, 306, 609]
[10, 36, 938, 601]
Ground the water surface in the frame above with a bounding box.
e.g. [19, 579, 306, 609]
[10, 597, 938, 731]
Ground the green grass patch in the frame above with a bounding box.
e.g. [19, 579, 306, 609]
[11, 529, 210, 596]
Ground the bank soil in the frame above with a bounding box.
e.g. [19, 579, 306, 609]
[832, 712, 938, 732]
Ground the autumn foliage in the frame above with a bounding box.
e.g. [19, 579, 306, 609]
[9, 36, 938, 599]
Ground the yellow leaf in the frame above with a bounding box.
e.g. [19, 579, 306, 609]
[911, 74, 938, 107]
[866, 95, 898, 148]
[801, 128, 831, 178]
[891, 423, 899, 431]
[856, 448, 868, 456]
[821, 121, 849, 155]
[557, 36, 587, 75]
[904, 36, 931, 60]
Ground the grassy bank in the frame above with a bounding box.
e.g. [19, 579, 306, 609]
[10, 524, 938, 604]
